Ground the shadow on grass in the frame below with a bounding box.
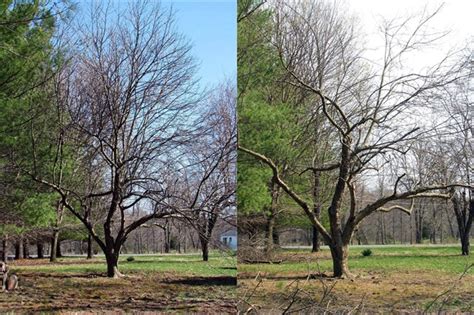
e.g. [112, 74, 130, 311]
[164, 276, 237, 286]
[30, 297, 209, 313]
[18, 272, 105, 279]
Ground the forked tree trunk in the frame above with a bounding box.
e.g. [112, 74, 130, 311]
[95, 231, 125, 278]
[104, 250, 122, 278]
[329, 243, 350, 278]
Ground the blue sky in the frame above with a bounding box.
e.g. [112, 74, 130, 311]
[74, 0, 236, 89]
[162, 0, 237, 88]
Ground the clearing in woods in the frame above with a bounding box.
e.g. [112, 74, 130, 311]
[0, 253, 237, 313]
[238, 245, 474, 313]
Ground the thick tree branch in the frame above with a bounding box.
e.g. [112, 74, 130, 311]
[239, 145, 332, 243]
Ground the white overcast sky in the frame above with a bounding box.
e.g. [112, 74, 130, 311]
[347, 0, 473, 69]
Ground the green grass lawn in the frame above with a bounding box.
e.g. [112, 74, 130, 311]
[239, 245, 473, 276]
[13, 252, 237, 277]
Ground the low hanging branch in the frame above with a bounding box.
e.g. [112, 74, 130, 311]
[238, 145, 332, 244]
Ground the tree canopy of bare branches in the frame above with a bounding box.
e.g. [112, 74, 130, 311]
[22, 0, 206, 277]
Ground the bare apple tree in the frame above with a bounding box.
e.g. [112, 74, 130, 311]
[240, 1, 471, 277]
[436, 52, 473, 255]
[25, 0, 201, 277]
[163, 82, 236, 261]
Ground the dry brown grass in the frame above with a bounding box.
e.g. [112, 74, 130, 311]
[238, 269, 474, 313]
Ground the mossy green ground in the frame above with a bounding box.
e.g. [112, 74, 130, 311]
[0, 252, 237, 313]
[238, 245, 474, 313]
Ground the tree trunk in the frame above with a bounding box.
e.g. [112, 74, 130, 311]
[265, 214, 275, 252]
[51, 200, 64, 261]
[461, 235, 470, 255]
[56, 239, 62, 258]
[265, 181, 280, 252]
[87, 234, 93, 259]
[392, 212, 396, 244]
[312, 226, 320, 252]
[400, 214, 404, 244]
[312, 171, 321, 252]
[164, 235, 170, 253]
[431, 204, 437, 244]
[415, 206, 423, 244]
[445, 201, 456, 239]
[183, 232, 187, 253]
[200, 237, 209, 262]
[440, 209, 443, 244]
[22, 238, 29, 258]
[452, 190, 473, 256]
[164, 221, 171, 253]
[2, 238, 7, 262]
[50, 229, 59, 262]
[272, 229, 280, 245]
[329, 243, 350, 278]
[104, 250, 122, 278]
[327, 138, 351, 278]
[378, 213, 386, 245]
[37, 242, 44, 259]
[14, 240, 23, 259]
